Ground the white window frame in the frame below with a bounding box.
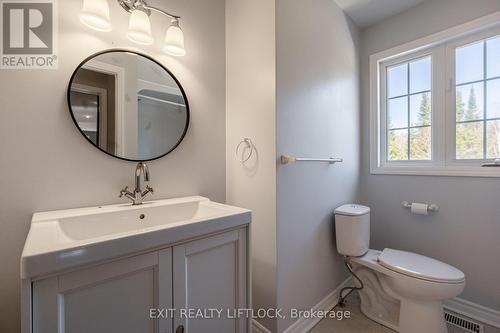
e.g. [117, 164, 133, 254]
[370, 11, 500, 177]
[379, 48, 444, 169]
[445, 27, 500, 168]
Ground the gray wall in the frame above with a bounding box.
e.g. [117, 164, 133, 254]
[0, 0, 226, 331]
[360, 0, 500, 311]
[276, 0, 360, 331]
[225, 0, 277, 331]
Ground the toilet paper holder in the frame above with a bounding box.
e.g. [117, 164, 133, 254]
[401, 201, 439, 212]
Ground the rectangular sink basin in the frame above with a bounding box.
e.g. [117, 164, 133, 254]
[58, 200, 228, 241]
[21, 196, 251, 279]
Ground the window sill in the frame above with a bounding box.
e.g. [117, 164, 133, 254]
[370, 166, 500, 177]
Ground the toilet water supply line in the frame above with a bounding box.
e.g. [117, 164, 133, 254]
[338, 256, 364, 307]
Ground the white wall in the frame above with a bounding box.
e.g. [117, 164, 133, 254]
[226, 2, 361, 332]
[360, 0, 500, 311]
[276, 0, 360, 331]
[225, 0, 277, 331]
[0, 0, 226, 331]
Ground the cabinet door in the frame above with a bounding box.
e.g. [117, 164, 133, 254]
[32, 250, 173, 333]
[173, 229, 248, 333]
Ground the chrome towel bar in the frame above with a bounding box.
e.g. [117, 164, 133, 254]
[280, 155, 343, 165]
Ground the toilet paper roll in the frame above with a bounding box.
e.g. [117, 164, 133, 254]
[411, 203, 429, 215]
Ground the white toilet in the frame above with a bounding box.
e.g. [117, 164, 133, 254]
[334, 204, 465, 333]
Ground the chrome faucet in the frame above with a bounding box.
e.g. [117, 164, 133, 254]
[119, 162, 154, 205]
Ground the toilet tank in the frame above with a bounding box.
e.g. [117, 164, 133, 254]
[334, 204, 370, 257]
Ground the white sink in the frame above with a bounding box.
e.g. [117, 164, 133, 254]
[21, 196, 251, 279]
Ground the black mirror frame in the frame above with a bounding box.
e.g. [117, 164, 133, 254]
[67, 49, 190, 162]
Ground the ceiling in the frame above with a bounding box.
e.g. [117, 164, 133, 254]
[334, 0, 427, 28]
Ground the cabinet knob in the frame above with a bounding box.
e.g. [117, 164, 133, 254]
[175, 325, 184, 333]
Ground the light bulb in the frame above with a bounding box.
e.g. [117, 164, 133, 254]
[163, 19, 186, 57]
[80, 0, 112, 32]
[126, 9, 154, 45]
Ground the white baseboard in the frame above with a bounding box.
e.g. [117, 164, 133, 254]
[444, 297, 500, 329]
[252, 319, 272, 333]
[282, 277, 352, 333]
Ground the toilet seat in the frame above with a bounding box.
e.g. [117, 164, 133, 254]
[378, 248, 465, 284]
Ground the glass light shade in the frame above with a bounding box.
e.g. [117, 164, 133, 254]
[127, 10, 154, 45]
[80, 0, 112, 32]
[163, 20, 186, 57]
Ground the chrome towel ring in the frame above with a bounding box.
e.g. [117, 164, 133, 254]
[235, 138, 254, 163]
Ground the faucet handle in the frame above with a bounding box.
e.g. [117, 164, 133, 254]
[141, 185, 154, 199]
[119, 186, 129, 198]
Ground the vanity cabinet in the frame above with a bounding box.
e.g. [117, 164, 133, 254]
[173, 229, 248, 333]
[30, 228, 248, 333]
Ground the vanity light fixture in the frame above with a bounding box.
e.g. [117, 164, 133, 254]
[126, 8, 154, 45]
[80, 0, 186, 56]
[163, 18, 186, 56]
[80, 0, 112, 32]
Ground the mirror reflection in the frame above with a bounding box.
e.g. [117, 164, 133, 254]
[68, 50, 189, 161]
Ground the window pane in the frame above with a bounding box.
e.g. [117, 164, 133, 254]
[409, 57, 431, 93]
[487, 120, 500, 159]
[410, 126, 432, 160]
[388, 97, 408, 129]
[456, 83, 484, 122]
[456, 41, 484, 85]
[388, 63, 408, 98]
[388, 129, 408, 161]
[487, 36, 500, 79]
[410, 92, 431, 127]
[456, 121, 484, 159]
[487, 79, 500, 119]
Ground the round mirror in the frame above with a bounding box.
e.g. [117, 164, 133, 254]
[68, 50, 189, 161]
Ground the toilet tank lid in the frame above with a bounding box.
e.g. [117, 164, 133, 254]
[334, 204, 370, 216]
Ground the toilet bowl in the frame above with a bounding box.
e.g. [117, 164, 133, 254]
[334, 205, 465, 333]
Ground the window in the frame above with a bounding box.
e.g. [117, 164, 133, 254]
[387, 56, 432, 161]
[370, 17, 500, 177]
[455, 38, 500, 160]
